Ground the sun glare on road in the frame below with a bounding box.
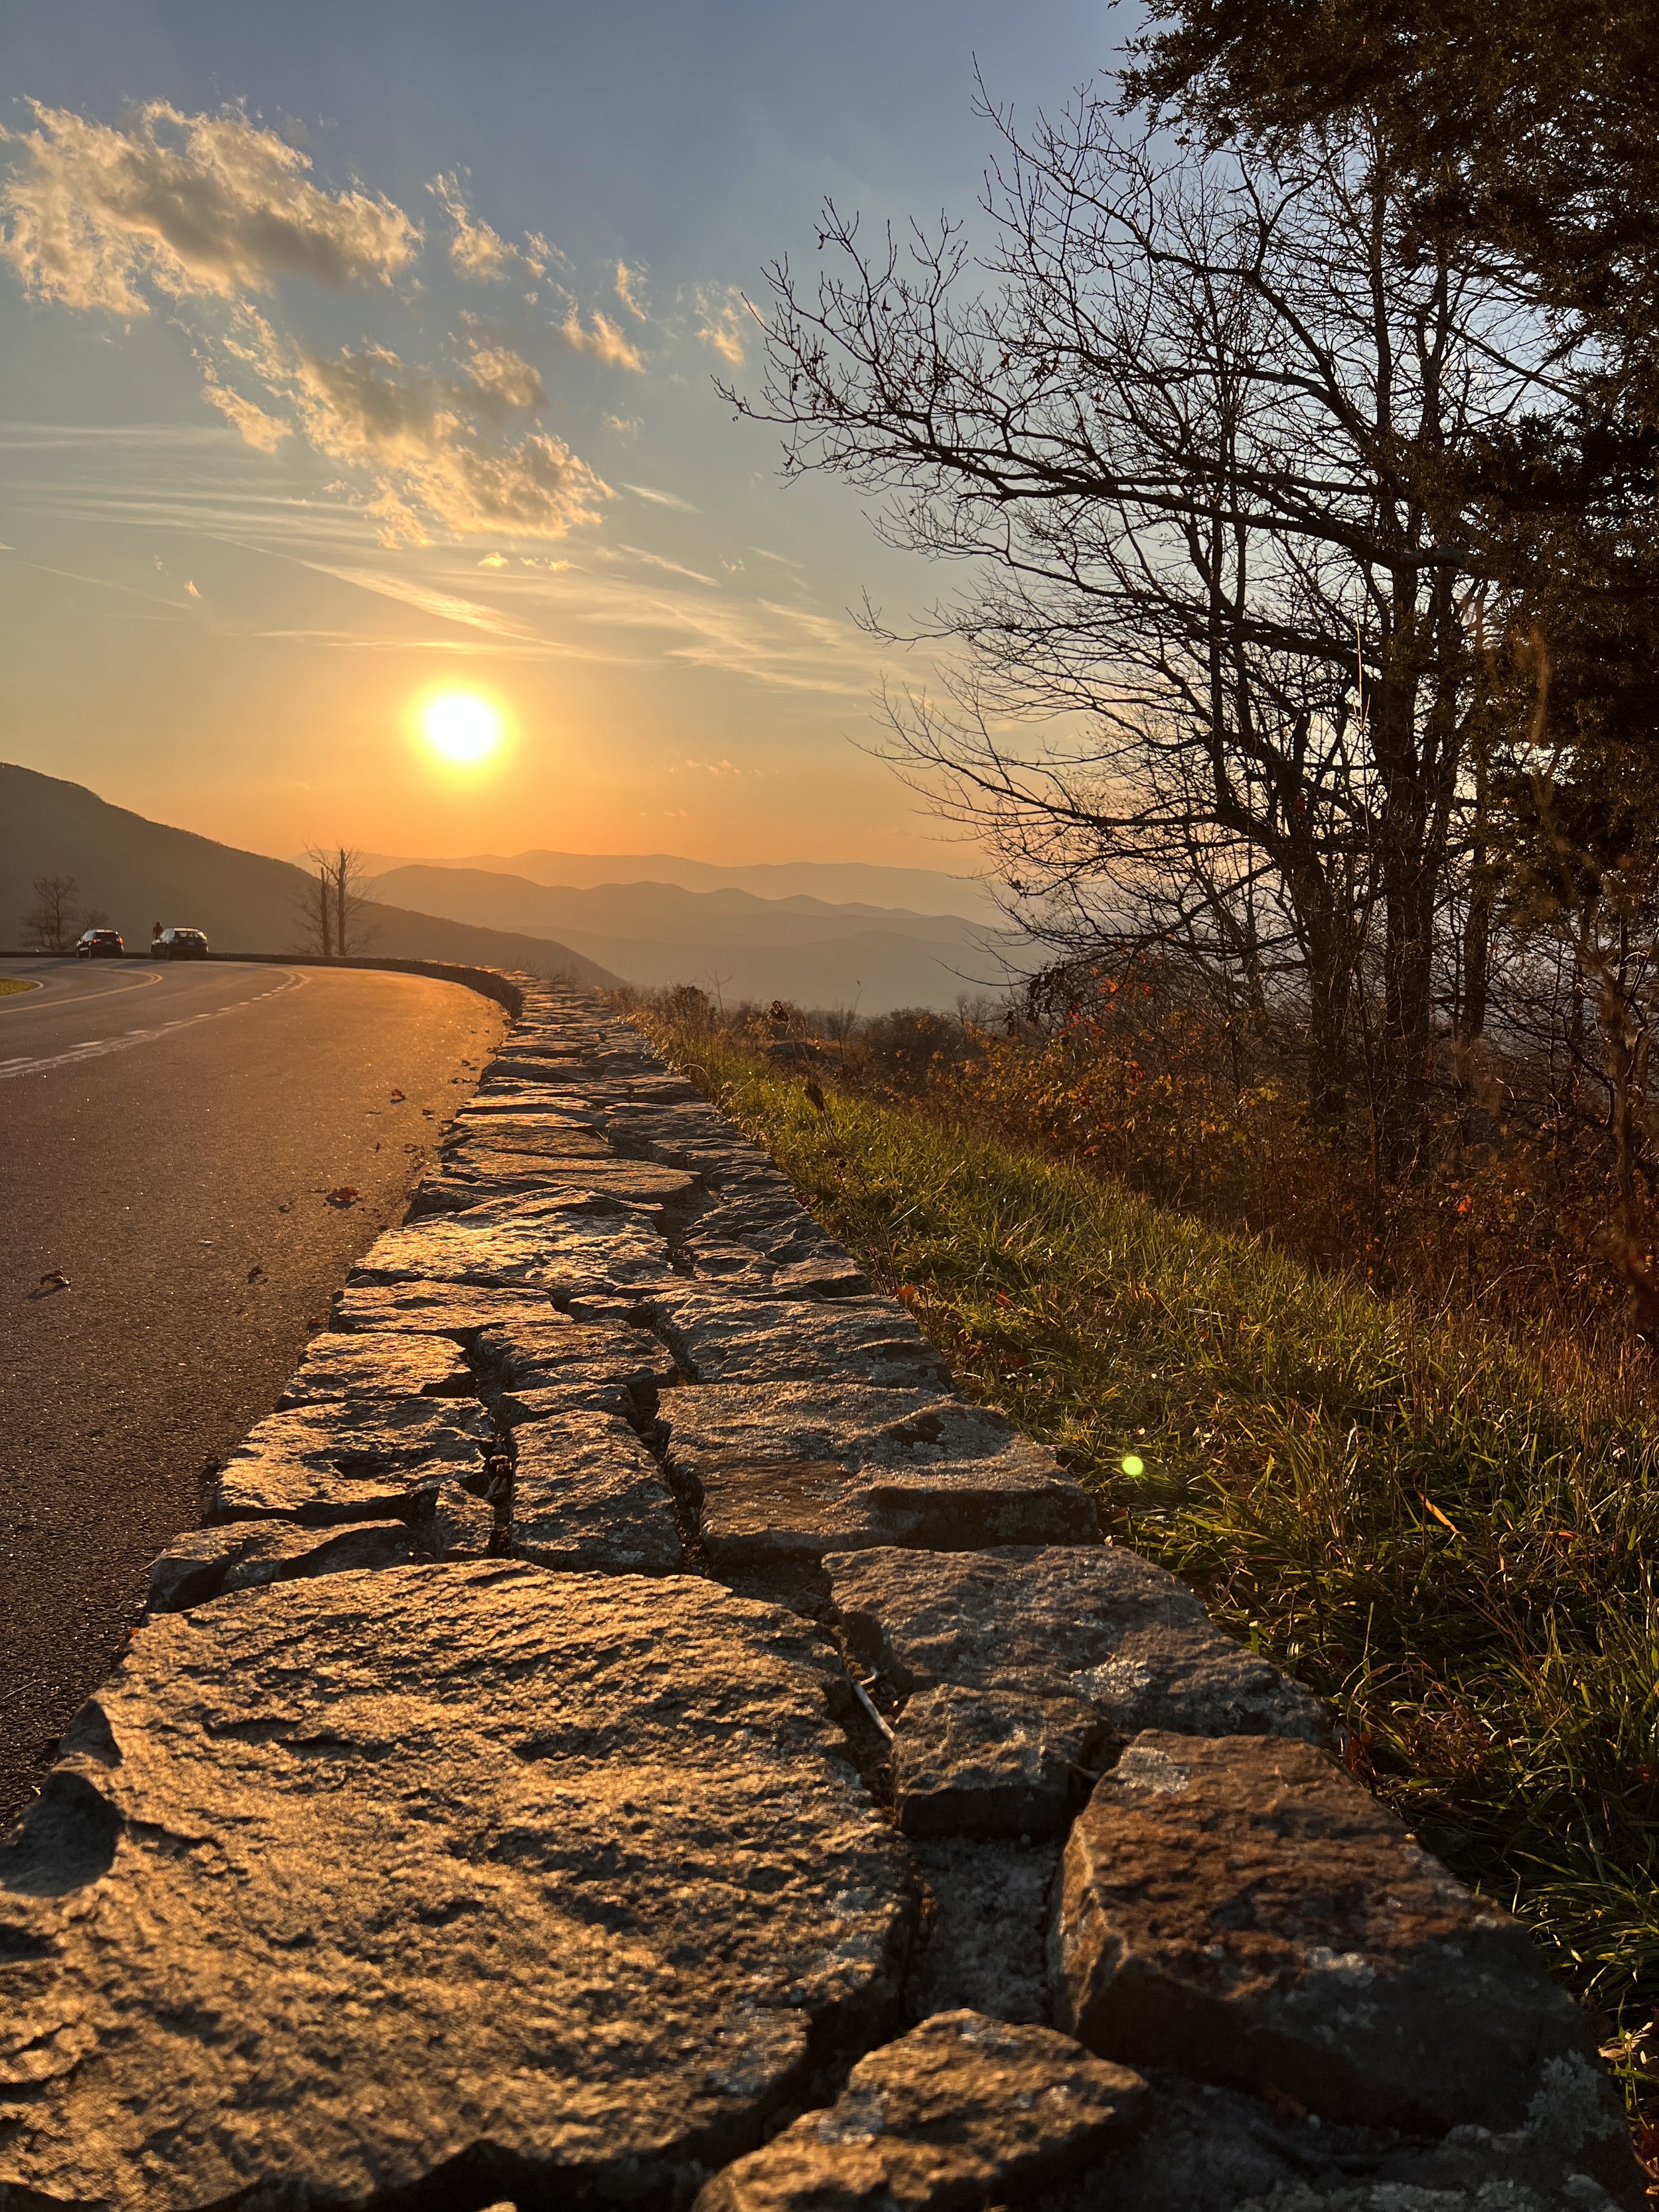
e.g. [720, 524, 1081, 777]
[419, 690, 504, 766]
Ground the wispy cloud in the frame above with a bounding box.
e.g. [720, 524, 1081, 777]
[693, 285, 758, 367]
[614, 260, 648, 321]
[1, 102, 419, 313]
[624, 481, 697, 512]
[559, 307, 643, 372]
[302, 562, 526, 634]
[617, 544, 717, 586]
[427, 171, 545, 283]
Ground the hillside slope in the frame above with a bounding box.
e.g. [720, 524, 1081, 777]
[0, 765, 617, 987]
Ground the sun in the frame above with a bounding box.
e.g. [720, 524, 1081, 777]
[419, 690, 504, 765]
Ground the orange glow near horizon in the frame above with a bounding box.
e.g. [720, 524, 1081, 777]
[416, 688, 507, 767]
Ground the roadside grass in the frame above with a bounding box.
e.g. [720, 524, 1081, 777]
[0, 977, 39, 995]
[640, 1013, 1659, 2120]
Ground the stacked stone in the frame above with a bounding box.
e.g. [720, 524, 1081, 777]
[0, 985, 1640, 2210]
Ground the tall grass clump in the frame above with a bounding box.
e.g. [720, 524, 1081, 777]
[635, 1004, 1659, 2128]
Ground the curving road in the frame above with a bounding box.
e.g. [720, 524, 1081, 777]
[0, 956, 506, 1830]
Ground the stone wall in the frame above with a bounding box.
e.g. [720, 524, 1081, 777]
[0, 985, 1642, 2211]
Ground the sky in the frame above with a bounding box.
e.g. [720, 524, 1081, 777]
[0, 0, 1123, 869]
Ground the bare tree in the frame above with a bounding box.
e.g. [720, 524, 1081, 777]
[21, 876, 80, 953]
[293, 846, 380, 958]
[733, 89, 1572, 1165]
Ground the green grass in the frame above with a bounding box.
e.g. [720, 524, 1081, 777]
[641, 1014, 1659, 2114]
[0, 977, 39, 996]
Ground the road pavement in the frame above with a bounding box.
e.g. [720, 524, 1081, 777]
[0, 956, 506, 1830]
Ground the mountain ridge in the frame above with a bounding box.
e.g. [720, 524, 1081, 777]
[366, 861, 1021, 1012]
[350, 846, 1001, 921]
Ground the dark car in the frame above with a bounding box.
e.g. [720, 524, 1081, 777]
[73, 928, 123, 958]
[156, 927, 209, 960]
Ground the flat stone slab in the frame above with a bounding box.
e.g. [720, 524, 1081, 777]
[684, 1240, 872, 1298]
[454, 1098, 603, 1124]
[650, 1291, 952, 1390]
[447, 1122, 617, 1158]
[475, 1317, 680, 1400]
[209, 1401, 494, 1525]
[332, 1282, 559, 1339]
[830, 1544, 1326, 1742]
[512, 1412, 685, 1574]
[665, 1386, 1097, 1570]
[421, 1159, 699, 1211]
[0, 1564, 914, 2210]
[147, 1520, 416, 1611]
[277, 1333, 474, 1405]
[695, 2011, 1147, 2211]
[1052, 1732, 1621, 2143]
[354, 1197, 670, 1293]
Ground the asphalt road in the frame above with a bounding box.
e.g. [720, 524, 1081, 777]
[0, 956, 506, 1832]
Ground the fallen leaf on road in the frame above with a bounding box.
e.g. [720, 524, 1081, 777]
[325, 1186, 360, 1208]
[246, 1264, 265, 1282]
[390, 1088, 406, 1102]
[36, 1270, 70, 1292]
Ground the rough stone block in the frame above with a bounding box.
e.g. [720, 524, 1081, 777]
[1079, 2067, 1645, 2212]
[893, 1686, 1109, 1839]
[145, 1520, 415, 1611]
[332, 1282, 558, 1339]
[277, 1332, 474, 1405]
[904, 1838, 1062, 2029]
[693, 2010, 1147, 2211]
[1052, 1732, 1625, 2147]
[830, 1544, 1326, 1742]
[688, 1195, 833, 1262]
[417, 1477, 496, 1558]
[650, 1291, 952, 1390]
[492, 1378, 641, 1427]
[0, 1565, 914, 2210]
[512, 1412, 685, 1574]
[666, 1386, 1097, 1571]
[209, 1400, 494, 1525]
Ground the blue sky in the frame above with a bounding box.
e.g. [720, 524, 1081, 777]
[0, 1, 1121, 865]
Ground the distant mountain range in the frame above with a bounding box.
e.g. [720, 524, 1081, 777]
[1, 763, 1026, 1010]
[353, 846, 1002, 921]
[0, 765, 617, 987]
[363, 862, 1019, 1013]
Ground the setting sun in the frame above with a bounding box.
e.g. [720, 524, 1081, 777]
[419, 690, 504, 766]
